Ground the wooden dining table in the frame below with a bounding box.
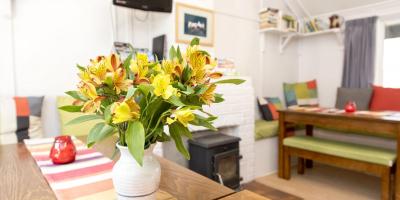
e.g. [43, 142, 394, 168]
[0, 136, 242, 200]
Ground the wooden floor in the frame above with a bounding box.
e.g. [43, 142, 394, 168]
[243, 181, 302, 200]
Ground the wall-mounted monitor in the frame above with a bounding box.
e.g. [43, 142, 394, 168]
[152, 35, 166, 60]
[113, 0, 173, 13]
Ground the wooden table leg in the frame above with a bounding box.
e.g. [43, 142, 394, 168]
[395, 126, 400, 200]
[305, 125, 314, 168]
[278, 113, 287, 178]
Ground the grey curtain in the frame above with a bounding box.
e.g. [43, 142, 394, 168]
[342, 16, 377, 88]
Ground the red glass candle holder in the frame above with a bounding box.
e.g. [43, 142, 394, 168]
[345, 101, 357, 113]
[50, 136, 76, 164]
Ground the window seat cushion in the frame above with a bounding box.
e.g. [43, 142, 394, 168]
[255, 120, 279, 140]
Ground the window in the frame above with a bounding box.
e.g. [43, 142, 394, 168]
[382, 24, 400, 87]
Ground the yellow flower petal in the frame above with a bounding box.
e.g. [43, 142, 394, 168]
[112, 102, 132, 123]
[175, 109, 195, 127]
[112, 98, 140, 123]
[166, 117, 176, 125]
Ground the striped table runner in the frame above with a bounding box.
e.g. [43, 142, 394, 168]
[24, 137, 116, 200]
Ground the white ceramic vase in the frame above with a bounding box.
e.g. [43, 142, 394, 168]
[112, 144, 161, 200]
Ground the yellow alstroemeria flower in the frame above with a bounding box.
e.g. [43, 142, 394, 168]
[112, 68, 133, 94]
[79, 82, 103, 113]
[112, 98, 140, 123]
[105, 53, 121, 72]
[152, 74, 179, 99]
[136, 53, 148, 67]
[130, 55, 150, 83]
[186, 48, 207, 84]
[167, 108, 195, 127]
[88, 61, 108, 85]
[162, 59, 183, 78]
[200, 84, 216, 105]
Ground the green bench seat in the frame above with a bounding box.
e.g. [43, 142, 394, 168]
[284, 135, 396, 166]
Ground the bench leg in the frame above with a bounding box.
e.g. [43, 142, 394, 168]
[297, 157, 305, 175]
[283, 147, 291, 180]
[305, 125, 314, 169]
[381, 168, 391, 200]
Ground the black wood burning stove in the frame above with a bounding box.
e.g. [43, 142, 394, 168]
[188, 133, 242, 189]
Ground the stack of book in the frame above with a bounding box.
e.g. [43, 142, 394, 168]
[302, 18, 329, 33]
[216, 58, 237, 76]
[259, 8, 280, 30]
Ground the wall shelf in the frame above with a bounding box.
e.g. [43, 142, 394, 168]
[260, 28, 343, 53]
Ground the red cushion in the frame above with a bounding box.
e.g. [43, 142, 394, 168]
[370, 85, 400, 111]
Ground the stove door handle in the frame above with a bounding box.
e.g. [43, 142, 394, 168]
[215, 173, 224, 186]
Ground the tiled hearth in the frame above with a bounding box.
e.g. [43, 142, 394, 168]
[154, 76, 255, 183]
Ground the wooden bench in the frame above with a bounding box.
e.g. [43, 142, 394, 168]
[283, 135, 397, 200]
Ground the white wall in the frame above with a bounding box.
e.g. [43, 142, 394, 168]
[1, 0, 260, 137]
[298, 1, 400, 107]
[214, 0, 260, 94]
[297, 36, 344, 107]
[0, 0, 14, 96]
[259, 0, 299, 101]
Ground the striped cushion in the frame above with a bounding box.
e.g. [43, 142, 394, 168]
[0, 96, 44, 144]
[283, 80, 319, 107]
[257, 97, 283, 121]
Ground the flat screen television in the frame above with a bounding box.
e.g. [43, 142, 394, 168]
[113, 0, 172, 13]
[152, 35, 166, 60]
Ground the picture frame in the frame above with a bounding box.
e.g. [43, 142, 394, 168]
[175, 3, 214, 46]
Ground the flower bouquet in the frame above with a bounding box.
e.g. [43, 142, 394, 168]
[60, 38, 244, 199]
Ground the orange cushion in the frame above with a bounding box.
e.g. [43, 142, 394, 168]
[370, 85, 400, 111]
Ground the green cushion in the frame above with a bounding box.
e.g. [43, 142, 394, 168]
[255, 120, 279, 140]
[57, 96, 102, 136]
[284, 135, 396, 166]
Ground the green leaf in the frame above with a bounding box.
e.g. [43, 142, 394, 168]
[194, 84, 208, 95]
[169, 122, 190, 159]
[172, 82, 186, 91]
[87, 123, 115, 147]
[65, 91, 88, 101]
[137, 84, 154, 96]
[66, 114, 103, 126]
[190, 37, 200, 46]
[169, 46, 177, 60]
[176, 46, 183, 63]
[104, 105, 113, 124]
[87, 123, 104, 147]
[214, 93, 224, 103]
[123, 53, 133, 71]
[76, 64, 86, 71]
[58, 105, 83, 112]
[126, 86, 137, 99]
[126, 121, 145, 166]
[190, 114, 217, 131]
[182, 66, 192, 83]
[171, 121, 192, 139]
[198, 50, 210, 56]
[213, 79, 245, 85]
[168, 96, 186, 107]
[157, 132, 171, 142]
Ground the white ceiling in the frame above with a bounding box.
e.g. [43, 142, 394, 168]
[299, 0, 390, 15]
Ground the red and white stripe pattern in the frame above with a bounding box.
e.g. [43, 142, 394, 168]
[24, 137, 116, 199]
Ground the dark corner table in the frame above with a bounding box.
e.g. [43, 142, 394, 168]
[278, 109, 400, 200]
[0, 136, 237, 200]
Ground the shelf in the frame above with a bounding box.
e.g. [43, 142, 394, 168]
[298, 28, 341, 37]
[259, 28, 293, 34]
[260, 28, 343, 53]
